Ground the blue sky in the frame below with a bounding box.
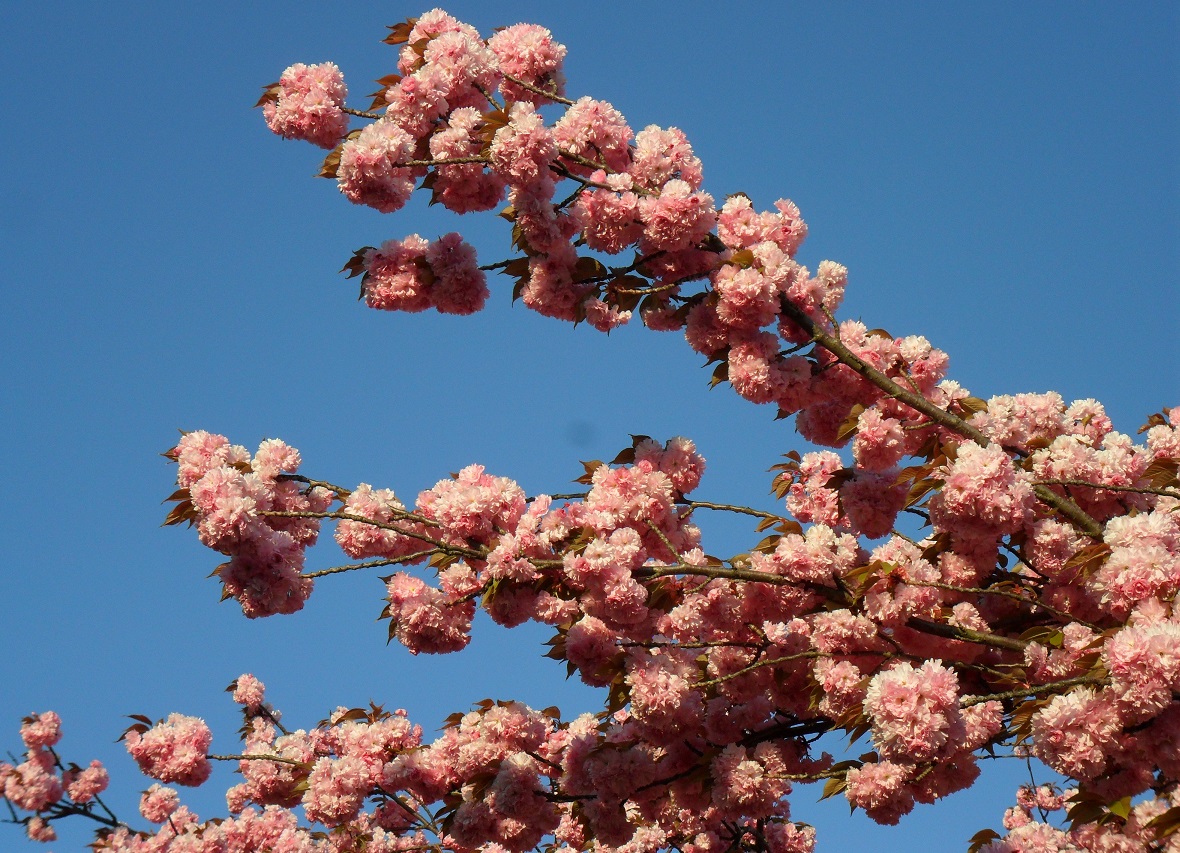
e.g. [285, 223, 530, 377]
[1, 2, 1176, 850]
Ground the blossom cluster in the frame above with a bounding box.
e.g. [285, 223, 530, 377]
[224, 8, 1180, 851]
[246, 9, 1180, 846]
[0, 712, 109, 844]
[7, 7, 1178, 853]
[164, 431, 334, 617]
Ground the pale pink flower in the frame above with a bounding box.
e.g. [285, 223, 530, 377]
[428, 107, 507, 214]
[63, 759, 108, 803]
[302, 755, 373, 826]
[337, 120, 422, 213]
[397, 10, 481, 74]
[630, 125, 703, 190]
[852, 407, 906, 471]
[930, 442, 1034, 536]
[710, 745, 786, 819]
[232, 673, 266, 711]
[19, 711, 61, 749]
[717, 196, 807, 256]
[840, 470, 906, 539]
[573, 171, 643, 253]
[1029, 687, 1121, 779]
[714, 263, 778, 329]
[638, 179, 716, 252]
[521, 246, 587, 321]
[971, 392, 1066, 452]
[250, 438, 301, 480]
[263, 62, 349, 149]
[25, 815, 56, 842]
[633, 436, 707, 495]
[583, 297, 633, 332]
[489, 23, 567, 104]
[3, 749, 62, 811]
[363, 234, 432, 312]
[627, 654, 704, 744]
[553, 97, 632, 174]
[1063, 398, 1113, 445]
[813, 658, 867, 718]
[124, 714, 213, 787]
[384, 572, 475, 654]
[172, 430, 250, 487]
[684, 299, 731, 356]
[490, 102, 557, 187]
[764, 821, 817, 853]
[785, 451, 842, 526]
[382, 69, 450, 137]
[426, 232, 489, 315]
[844, 760, 915, 825]
[863, 660, 961, 762]
[564, 615, 620, 687]
[417, 464, 526, 545]
[421, 30, 498, 107]
[140, 783, 180, 822]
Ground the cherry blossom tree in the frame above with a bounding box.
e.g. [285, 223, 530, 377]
[4, 9, 1179, 853]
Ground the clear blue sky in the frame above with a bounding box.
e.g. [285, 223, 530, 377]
[1, 2, 1176, 850]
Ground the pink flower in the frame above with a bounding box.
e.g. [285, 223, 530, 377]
[852, 407, 906, 471]
[553, 97, 633, 174]
[630, 125, 703, 190]
[633, 436, 707, 495]
[262, 62, 349, 149]
[930, 442, 1033, 536]
[3, 749, 62, 811]
[421, 30, 498, 107]
[710, 745, 786, 819]
[573, 172, 643, 254]
[337, 120, 423, 213]
[638, 179, 716, 252]
[25, 815, 56, 842]
[231, 674, 266, 712]
[717, 196, 807, 255]
[172, 431, 249, 487]
[971, 392, 1066, 452]
[19, 711, 61, 749]
[627, 654, 704, 744]
[785, 451, 842, 526]
[428, 108, 507, 214]
[397, 10, 481, 75]
[417, 464, 526, 545]
[844, 760, 915, 825]
[840, 470, 906, 539]
[521, 246, 588, 321]
[490, 102, 557, 187]
[1029, 688, 1121, 779]
[863, 660, 961, 762]
[583, 297, 632, 332]
[302, 755, 373, 826]
[140, 783, 180, 823]
[63, 759, 108, 803]
[250, 438, 301, 480]
[489, 23, 567, 104]
[124, 714, 213, 787]
[426, 232, 489, 315]
[363, 234, 433, 312]
[384, 572, 475, 654]
[713, 264, 778, 330]
[685, 299, 731, 357]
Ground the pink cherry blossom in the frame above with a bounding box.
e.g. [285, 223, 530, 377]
[124, 713, 213, 787]
[263, 62, 349, 149]
[337, 120, 423, 213]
